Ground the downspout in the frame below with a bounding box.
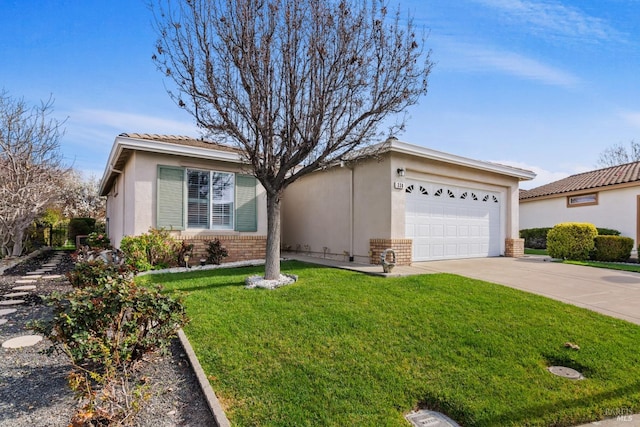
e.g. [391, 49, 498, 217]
[349, 165, 354, 262]
[340, 161, 355, 262]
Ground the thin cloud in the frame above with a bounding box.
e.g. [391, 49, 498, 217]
[473, 0, 624, 44]
[72, 109, 199, 136]
[620, 111, 640, 129]
[442, 40, 580, 87]
[493, 160, 583, 190]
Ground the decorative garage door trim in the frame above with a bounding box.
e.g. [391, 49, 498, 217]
[405, 181, 501, 261]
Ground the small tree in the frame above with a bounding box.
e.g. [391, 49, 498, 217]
[153, 0, 433, 279]
[0, 91, 68, 256]
[547, 222, 598, 261]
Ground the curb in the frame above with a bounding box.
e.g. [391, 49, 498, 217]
[177, 329, 231, 427]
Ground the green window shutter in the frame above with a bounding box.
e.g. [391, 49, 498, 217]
[157, 166, 185, 230]
[235, 174, 257, 232]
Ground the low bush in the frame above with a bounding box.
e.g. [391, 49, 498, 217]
[596, 227, 621, 236]
[520, 227, 552, 249]
[547, 222, 598, 261]
[206, 238, 229, 265]
[119, 228, 180, 271]
[66, 259, 135, 288]
[591, 236, 634, 262]
[86, 231, 111, 249]
[30, 268, 188, 425]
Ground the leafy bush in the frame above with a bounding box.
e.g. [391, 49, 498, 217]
[87, 231, 111, 249]
[66, 260, 135, 288]
[547, 222, 598, 261]
[68, 217, 96, 243]
[30, 270, 188, 425]
[596, 227, 621, 236]
[119, 228, 179, 271]
[520, 227, 552, 249]
[591, 236, 634, 262]
[206, 238, 229, 265]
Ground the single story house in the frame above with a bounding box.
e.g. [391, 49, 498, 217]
[281, 139, 535, 265]
[520, 161, 640, 246]
[98, 133, 268, 262]
[99, 134, 535, 265]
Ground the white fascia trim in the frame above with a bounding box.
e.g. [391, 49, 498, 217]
[390, 140, 536, 181]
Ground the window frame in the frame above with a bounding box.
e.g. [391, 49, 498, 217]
[186, 168, 235, 230]
[567, 192, 598, 208]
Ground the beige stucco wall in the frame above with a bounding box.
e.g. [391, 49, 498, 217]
[520, 186, 639, 244]
[282, 151, 524, 263]
[282, 156, 392, 263]
[105, 150, 267, 249]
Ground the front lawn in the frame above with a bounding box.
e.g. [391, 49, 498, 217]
[138, 262, 640, 426]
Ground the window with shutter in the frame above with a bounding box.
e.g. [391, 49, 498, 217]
[235, 175, 257, 232]
[157, 166, 185, 230]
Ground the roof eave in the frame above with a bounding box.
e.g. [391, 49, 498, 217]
[389, 140, 537, 181]
[98, 135, 244, 196]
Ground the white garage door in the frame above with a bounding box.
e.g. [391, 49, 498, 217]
[405, 181, 501, 261]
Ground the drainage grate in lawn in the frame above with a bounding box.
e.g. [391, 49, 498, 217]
[405, 410, 461, 427]
[548, 365, 585, 380]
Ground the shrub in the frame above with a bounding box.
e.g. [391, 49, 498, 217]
[30, 274, 188, 425]
[206, 238, 229, 265]
[119, 228, 180, 271]
[547, 222, 598, 261]
[66, 260, 135, 288]
[591, 236, 634, 262]
[87, 231, 111, 249]
[596, 227, 621, 236]
[68, 218, 97, 243]
[520, 227, 552, 249]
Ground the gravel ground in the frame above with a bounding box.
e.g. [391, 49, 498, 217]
[0, 250, 216, 427]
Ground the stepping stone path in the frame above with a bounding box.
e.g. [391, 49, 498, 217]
[1, 335, 43, 349]
[0, 299, 25, 306]
[1, 251, 65, 350]
[2, 292, 30, 298]
[12, 285, 37, 291]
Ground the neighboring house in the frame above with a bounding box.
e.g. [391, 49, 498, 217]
[520, 161, 640, 246]
[98, 133, 267, 262]
[281, 139, 535, 265]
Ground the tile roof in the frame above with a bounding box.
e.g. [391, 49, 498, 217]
[119, 133, 240, 153]
[520, 161, 640, 200]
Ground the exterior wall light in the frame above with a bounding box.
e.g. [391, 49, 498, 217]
[397, 168, 405, 177]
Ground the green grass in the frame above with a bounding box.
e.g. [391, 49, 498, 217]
[524, 248, 548, 255]
[565, 260, 640, 273]
[138, 262, 640, 426]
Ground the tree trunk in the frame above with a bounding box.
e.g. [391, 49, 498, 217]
[264, 191, 282, 280]
[11, 228, 24, 257]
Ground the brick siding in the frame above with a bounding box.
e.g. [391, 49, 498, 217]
[369, 238, 412, 266]
[180, 235, 267, 263]
[505, 238, 525, 258]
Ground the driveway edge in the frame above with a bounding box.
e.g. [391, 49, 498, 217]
[177, 329, 231, 427]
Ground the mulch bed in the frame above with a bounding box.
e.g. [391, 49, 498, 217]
[0, 249, 215, 427]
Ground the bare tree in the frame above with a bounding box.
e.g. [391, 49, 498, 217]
[153, 0, 433, 279]
[596, 140, 640, 168]
[0, 91, 68, 256]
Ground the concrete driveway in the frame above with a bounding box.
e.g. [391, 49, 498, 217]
[405, 256, 640, 326]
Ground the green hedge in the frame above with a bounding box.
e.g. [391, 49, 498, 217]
[520, 228, 552, 249]
[596, 227, 621, 236]
[547, 222, 598, 261]
[68, 218, 97, 245]
[591, 236, 634, 262]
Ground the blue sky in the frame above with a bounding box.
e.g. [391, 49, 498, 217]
[2, 0, 639, 189]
